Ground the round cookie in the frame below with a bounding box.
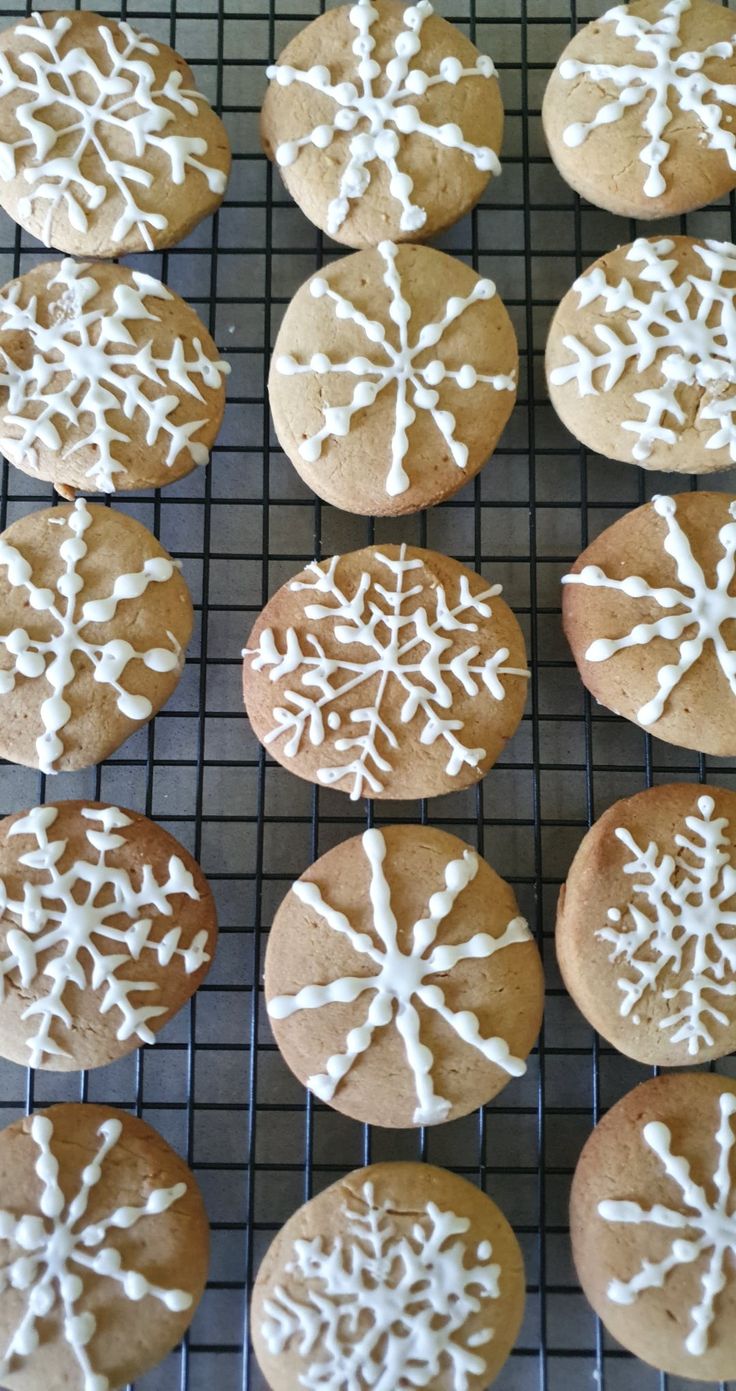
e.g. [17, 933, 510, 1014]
[571, 1072, 736, 1380]
[0, 1102, 208, 1391]
[270, 242, 517, 515]
[547, 236, 736, 474]
[557, 783, 736, 1066]
[562, 491, 736, 757]
[0, 259, 230, 497]
[0, 10, 230, 256]
[251, 1161, 525, 1391]
[0, 800, 217, 1071]
[542, 0, 736, 220]
[266, 825, 543, 1128]
[261, 0, 502, 248]
[242, 542, 529, 801]
[0, 498, 192, 774]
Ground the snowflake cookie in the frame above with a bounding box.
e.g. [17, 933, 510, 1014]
[543, 0, 736, 219]
[261, 0, 503, 247]
[0, 258, 230, 496]
[270, 241, 517, 515]
[562, 491, 736, 757]
[266, 824, 543, 1127]
[251, 1162, 526, 1391]
[572, 1073, 736, 1379]
[0, 498, 192, 774]
[0, 1103, 208, 1391]
[0, 10, 230, 256]
[242, 542, 529, 801]
[0, 801, 216, 1070]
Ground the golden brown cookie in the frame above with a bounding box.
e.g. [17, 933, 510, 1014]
[0, 498, 192, 774]
[571, 1072, 736, 1380]
[265, 825, 543, 1128]
[242, 542, 529, 801]
[0, 1102, 208, 1391]
[261, 0, 502, 247]
[542, 0, 736, 220]
[270, 242, 517, 516]
[547, 236, 736, 474]
[562, 491, 736, 756]
[0, 10, 230, 256]
[251, 1162, 525, 1391]
[0, 258, 230, 496]
[0, 800, 217, 1071]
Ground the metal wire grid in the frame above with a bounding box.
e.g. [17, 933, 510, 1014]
[0, 0, 733, 1389]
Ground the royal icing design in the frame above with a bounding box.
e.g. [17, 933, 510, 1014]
[245, 544, 529, 801]
[0, 1112, 193, 1391]
[550, 238, 736, 463]
[0, 498, 183, 773]
[261, 1179, 500, 1388]
[0, 259, 230, 493]
[0, 12, 226, 249]
[558, 0, 736, 201]
[266, 0, 500, 237]
[269, 828, 531, 1124]
[276, 241, 515, 498]
[599, 1091, 736, 1357]
[0, 804, 210, 1068]
[562, 493, 736, 727]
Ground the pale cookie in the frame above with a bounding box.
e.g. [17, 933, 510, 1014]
[547, 236, 736, 474]
[242, 542, 529, 801]
[557, 783, 736, 1066]
[270, 241, 517, 515]
[0, 258, 230, 497]
[266, 825, 543, 1128]
[0, 800, 217, 1071]
[543, 0, 736, 220]
[0, 498, 192, 774]
[0, 10, 230, 256]
[261, 0, 503, 248]
[562, 491, 736, 757]
[251, 1161, 525, 1391]
[0, 1102, 208, 1391]
[571, 1073, 736, 1380]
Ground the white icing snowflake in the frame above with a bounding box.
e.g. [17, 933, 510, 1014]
[550, 237, 736, 463]
[267, 0, 500, 238]
[245, 543, 529, 801]
[559, 0, 736, 201]
[0, 497, 183, 774]
[0, 1112, 193, 1391]
[0, 11, 226, 249]
[0, 258, 230, 494]
[562, 493, 736, 727]
[599, 1090, 736, 1357]
[276, 240, 515, 497]
[0, 803, 210, 1068]
[261, 1179, 500, 1389]
[269, 827, 531, 1124]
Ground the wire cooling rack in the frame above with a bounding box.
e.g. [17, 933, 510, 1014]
[0, 0, 735, 1389]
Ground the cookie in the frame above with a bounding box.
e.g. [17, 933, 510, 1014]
[547, 236, 736, 474]
[0, 10, 230, 256]
[0, 800, 216, 1071]
[251, 1161, 525, 1391]
[261, 0, 502, 248]
[542, 0, 736, 220]
[0, 258, 230, 497]
[242, 542, 529, 801]
[0, 498, 192, 774]
[270, 242, 517, 516]
[562, 491, 736, 757]
[0, 1101, 208, 1391]
[571, 1072, 736, 1380]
